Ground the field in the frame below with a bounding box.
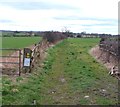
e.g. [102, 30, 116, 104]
[2, 38, 118, 105]
[2, 37, 41, 49]
[1, 37, 41, 54]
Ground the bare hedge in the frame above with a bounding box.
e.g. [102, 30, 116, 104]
[43, 31, 67, 43]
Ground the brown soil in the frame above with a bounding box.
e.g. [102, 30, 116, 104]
[89, 45, 118, 72]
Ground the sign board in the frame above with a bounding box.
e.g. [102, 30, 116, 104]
[23, 48, 32, 68]
[23, 58, 31, 66]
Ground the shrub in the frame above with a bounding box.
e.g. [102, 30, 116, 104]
[43, 31, 67, 43]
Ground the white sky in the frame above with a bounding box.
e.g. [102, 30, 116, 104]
[0, 0, 119, 34]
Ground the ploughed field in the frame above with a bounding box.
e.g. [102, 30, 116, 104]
[2, 38, 118, 105]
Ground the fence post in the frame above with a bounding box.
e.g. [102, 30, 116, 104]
[19, 50, 21, 76]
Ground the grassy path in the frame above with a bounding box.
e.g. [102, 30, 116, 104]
[2, 38, 118, 105]
[39, 40, 76, 104]
[38, 38, 118, 105]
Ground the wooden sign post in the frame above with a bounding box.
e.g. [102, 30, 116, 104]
[23, 48, 32, 68]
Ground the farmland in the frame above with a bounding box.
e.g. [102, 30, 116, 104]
[2, 38, 118, 105]
[1, 37, 41, 55]
[2, 37, 41, 49]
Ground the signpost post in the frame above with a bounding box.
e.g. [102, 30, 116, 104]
[23, 48, 32, 72]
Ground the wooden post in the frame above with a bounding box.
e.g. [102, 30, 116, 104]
[19, 50, 21, 76]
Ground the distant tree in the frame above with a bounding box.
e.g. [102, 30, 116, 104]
[77, 34, 82, 38]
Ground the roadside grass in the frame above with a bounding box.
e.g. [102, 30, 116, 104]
[2, 38, 118, 105]
[1, 37, 41, 55]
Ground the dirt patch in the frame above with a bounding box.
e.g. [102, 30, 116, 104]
[89, 45, 120, 80]
[89, 45, 117, 71]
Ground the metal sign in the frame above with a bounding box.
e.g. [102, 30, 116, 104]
[23, 48, 32, 68]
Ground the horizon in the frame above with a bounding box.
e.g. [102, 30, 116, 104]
[0, 0, 119, 35]
[1, 29, 118, 35]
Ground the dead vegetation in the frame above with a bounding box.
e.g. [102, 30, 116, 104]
[90, 45, 120, 80]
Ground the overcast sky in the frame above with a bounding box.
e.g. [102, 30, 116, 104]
[0, 0, 119, 34]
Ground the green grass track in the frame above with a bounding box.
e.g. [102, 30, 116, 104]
[2, 38, 118, 105]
